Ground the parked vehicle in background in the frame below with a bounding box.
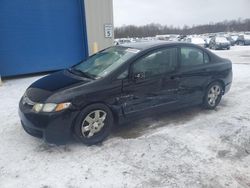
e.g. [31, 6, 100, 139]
[229, 35, 239, 46]
[178, 35, 187, 41]
[186, 37, 206, 48]
[19, 41, 233, 145]
[226, 36, 236, 46]
[204, 37, 212, 48]
[209, 36, 230, 50]
[115, 38, 134, 45]
[235, 34, 250, 45]
[156, 34, 180, 42]
[230, 35, 239, 42]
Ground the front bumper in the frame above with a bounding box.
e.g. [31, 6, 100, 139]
[244, 40, 250, 45]
[224, 82, 232, 94]
[217, 43, 230, 49]
[18, 101, 79, 145]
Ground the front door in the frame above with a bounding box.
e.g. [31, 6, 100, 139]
[121, 47, 179, 115]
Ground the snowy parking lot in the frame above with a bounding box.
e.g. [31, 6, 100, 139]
[0, 46, 250, 188]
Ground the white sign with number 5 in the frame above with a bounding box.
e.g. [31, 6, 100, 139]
[104, 24, 113, 38]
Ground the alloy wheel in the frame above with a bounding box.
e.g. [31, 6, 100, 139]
[81, 110, 107, 138]
[207, 85, 221, 107]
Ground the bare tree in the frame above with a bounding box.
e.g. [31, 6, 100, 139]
[115, 18, 250, 38]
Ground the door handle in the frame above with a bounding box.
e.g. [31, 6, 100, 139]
[120, 94, 134, 100]
[148, 93, 158, 97]
[170, 75, 180, 80]
[133, 96, 139, 99]
[202, 68, 211, 71]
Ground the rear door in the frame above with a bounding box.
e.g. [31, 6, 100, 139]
[121, 47, 179, 115]
[177, 46, 212, 104]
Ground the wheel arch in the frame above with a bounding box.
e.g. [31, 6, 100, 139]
[206, 79, 226, 94]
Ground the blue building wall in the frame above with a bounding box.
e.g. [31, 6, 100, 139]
[0, 0, 88, 77]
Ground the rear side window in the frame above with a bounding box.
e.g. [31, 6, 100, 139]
[181, 47, 210, 67]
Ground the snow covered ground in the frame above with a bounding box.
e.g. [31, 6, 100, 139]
[0, 46, 250, 188]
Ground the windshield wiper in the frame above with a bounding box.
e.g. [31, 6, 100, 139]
[68, 68, 96, 80]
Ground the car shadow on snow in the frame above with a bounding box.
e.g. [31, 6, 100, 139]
[111, 105, 215, 139]
[34, 106, 208, 152]
[33, 106, 206, 153]
[35, 101, 231, 151]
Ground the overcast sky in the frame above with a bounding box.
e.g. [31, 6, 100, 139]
[113, 0, 250, 27]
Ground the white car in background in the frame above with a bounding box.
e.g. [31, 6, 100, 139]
[186, 37, 206, 47]
[114, 38, 133, 45]
[204, 37, 213, 48]
[209, 36, 231, 50]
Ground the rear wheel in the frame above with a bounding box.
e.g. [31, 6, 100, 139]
[203, 82, 223, 109]
[74, 103, 114, 145]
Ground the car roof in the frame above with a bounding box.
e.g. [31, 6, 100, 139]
[120, 41, 183, 50]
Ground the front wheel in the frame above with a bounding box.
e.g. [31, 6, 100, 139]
[203, 82, 223, 109]
[74, 103, 114, 145]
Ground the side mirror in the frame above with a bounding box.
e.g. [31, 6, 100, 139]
[133, 72, 145, 81]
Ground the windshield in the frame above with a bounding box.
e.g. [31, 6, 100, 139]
[206, 38, 211, 43]
[216, 37, 228, 43]
[231, 35, 238, 41]
[72, 47, 139, 79]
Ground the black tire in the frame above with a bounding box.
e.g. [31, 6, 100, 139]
[74, 103, 114, 145]
[203, 82, 223, 110]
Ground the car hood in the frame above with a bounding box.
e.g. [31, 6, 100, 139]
[26, 70, 90, 103]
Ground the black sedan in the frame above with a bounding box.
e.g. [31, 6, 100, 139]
[19, 41, 233, 145]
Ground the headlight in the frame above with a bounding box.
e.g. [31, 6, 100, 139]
[33, 103, 44, 112]
[32, 102, 71, 113]
[43, 103, 57, 112]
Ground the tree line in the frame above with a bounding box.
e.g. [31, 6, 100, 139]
[114, 18, 250, 38]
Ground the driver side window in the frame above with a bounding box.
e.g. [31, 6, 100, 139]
[132, 47, 177, 79]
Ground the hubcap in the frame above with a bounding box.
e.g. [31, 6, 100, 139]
[81, 110, 107, 138]
[207, 85, 221, 106]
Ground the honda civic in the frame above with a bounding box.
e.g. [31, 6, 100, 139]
[19, 41, 233, 145]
